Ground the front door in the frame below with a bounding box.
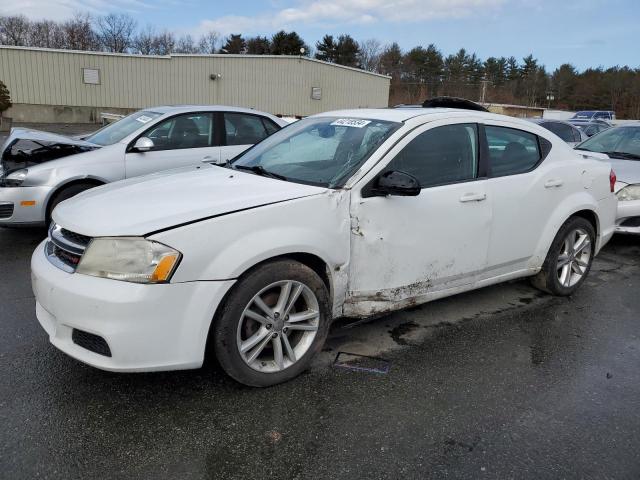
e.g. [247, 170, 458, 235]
[125, 112, 220, 178]
[347, 120, 492, 315]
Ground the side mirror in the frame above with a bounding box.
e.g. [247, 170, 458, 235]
[132, 137, 154, 152]
[366, 170, 421, 197]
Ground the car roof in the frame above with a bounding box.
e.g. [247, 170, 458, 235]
[568, 118, 609, 125]
[529, 118, 575, 126]
[310, 107, 524, 124]
[143, 105, 277, 115]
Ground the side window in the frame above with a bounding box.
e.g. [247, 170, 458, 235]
[225, 113, 270, 146]
[486, 126, 541, 177]
[262, 118, 280, 136]
[386, 123, 478, 188]
[144, 113, 213, 150]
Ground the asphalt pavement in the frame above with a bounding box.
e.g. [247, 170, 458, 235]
[1, 227, 639, 479]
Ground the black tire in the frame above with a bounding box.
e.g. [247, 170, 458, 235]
[212, 259, 331, 387]
[45, 183, 98, 226]
[531, 216, 596, 296]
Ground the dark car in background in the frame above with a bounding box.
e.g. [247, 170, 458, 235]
[571, 110, 616, 123]
[528, 118, 587, 147]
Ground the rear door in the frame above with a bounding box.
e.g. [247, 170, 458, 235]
[125, 112, 220, 178]
[220, 112, 281, 163]
[482, 123, 567, 276]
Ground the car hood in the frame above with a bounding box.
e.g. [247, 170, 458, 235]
[53, 164, 328, 237]
[0, 127, 100, 179]
[608, 158, 640, 185]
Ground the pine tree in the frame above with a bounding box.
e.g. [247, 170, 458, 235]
[220, 34, 246, 54]
[0, 81, 11, 117]
[271, 31, 308, 55]
[335, 35, 360, 67]
[246, 36, 271, 54]
[315, 34, 337, 62]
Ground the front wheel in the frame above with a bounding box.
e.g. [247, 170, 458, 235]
[212, 259, 331, 387]
[531, 216, 596, 296]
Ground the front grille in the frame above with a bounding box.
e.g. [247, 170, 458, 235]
[72, 329, 112, 357]
[621, 217, 640, 228]
[0, 202, 13, 219]
[46, 241, 82, 269]
[45, 223, 92, 273]
[60, 228, 91, 247]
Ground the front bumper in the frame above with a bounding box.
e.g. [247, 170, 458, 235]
[616, 199, 640, 235]
[31, 240, 236, 372]
[0, 185, 52, 226]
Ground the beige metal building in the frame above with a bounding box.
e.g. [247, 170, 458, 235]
[0, 46, 390, 123]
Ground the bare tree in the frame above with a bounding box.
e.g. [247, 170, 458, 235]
[96, 13, 136, 53]
[0, 15, 30, 46]
[133, 25, 157, 55]
[175, 34, 198, 53]
[358, 38, 382, 73]
[62, 13, 98, 51]
[198, 30, 219, 54]
[154, 30, 175, 55]
[29, 20, 65, 48]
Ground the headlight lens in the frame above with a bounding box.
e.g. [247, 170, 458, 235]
[616, 184, 640, 202]
[76, 237, 181, 284]
[4, 169, 28, 187]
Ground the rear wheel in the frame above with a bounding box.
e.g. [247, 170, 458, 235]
[46, 183, 98, 226]
[212, 259, 331, 387]
[531, 216, 595, 296]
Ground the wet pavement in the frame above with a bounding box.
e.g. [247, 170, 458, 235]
[1, 227, 639, 479]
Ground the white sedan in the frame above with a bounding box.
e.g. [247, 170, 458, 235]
[31, 107, 617, 386]
[0, 105, 287, 226]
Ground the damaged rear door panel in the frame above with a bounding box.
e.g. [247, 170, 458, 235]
[345, 120, 492, 317]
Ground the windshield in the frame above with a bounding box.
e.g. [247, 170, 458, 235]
[230, 116, 400, 187]
[85, 111, 163, 146]
[576, 126, 640, 159]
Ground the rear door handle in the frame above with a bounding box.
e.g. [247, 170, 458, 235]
[544, 179, 564, 188]
[459, 193, 487, 203]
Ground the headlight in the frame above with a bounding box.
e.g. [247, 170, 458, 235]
[76, 237, 181, 284]
[4, 169, 28, 187]
[616, 184, 640, 202]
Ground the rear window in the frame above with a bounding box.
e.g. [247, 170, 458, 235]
[486, 126, 541, 177]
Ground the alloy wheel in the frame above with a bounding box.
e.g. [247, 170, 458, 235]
[236, 280, 320, 373]
[556, 227, 592, 288]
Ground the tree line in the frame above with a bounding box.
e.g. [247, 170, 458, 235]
[1, 13, 639, 118]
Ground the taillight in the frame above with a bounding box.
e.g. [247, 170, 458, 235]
[610, 169, 616, 193]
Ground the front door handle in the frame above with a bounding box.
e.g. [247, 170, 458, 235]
[459, 193, 487, 203]
[544, 179, 564, 188]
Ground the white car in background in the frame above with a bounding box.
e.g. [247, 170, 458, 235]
[0, 106, 287, 226]
[575, 124, 640, 234]
[32, 106, 617, 386]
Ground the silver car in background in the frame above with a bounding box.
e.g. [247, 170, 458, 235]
[576, 124, 640, 234]
[0, 105, 287, 226]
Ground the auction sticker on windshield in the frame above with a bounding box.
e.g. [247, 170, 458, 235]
[331, 119, 372, 128]
[135, 115, 154, 124]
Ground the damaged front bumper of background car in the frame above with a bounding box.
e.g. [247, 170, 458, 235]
[0, 128, 99, 226]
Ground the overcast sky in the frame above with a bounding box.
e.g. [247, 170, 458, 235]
[1, 0, 638, 70]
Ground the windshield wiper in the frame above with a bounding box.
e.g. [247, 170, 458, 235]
[602, 151, 640, 160]
[233, 164, 288, 181]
